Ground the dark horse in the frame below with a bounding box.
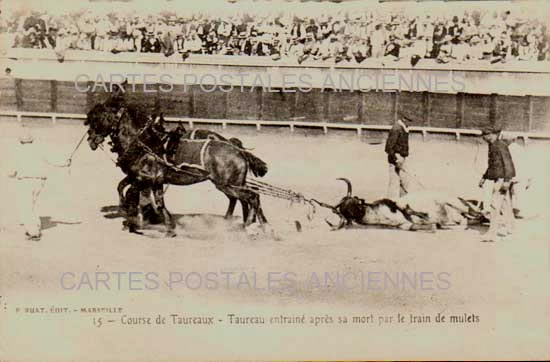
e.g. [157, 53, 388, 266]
[115, 120, 259, 220]
[85, 102, 269, 235]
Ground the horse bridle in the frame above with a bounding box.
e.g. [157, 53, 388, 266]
[105, 105, 209, 179]
[108, 106, 157, 153]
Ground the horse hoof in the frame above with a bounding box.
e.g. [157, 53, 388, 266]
[129, 225, 144, 235]
[245, 224, 262, 239]
[165, 230, 177, 238]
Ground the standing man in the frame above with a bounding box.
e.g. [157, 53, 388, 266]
[497, 132, 532, 219]
[478, 127, 516, 242]
[385, 114, 412, 199]
[508, 138, 531, 219]
[7, 126, 71, 241]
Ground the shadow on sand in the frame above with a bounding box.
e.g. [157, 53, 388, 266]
[40, 216, 82, 231]
[100, 205, 125, 219]
[99, 205, 246, 239]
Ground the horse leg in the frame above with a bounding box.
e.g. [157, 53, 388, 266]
[154, 186, 176, 237]
[240, 200, 249, 222]
[257, 205, 268, 223]
[225, 196, 237, 219]
[249, 205, 267, 223]
[161, 206, 176, 237]
[244, 192, 263, 227]
[217, 186, 258, 227]
[117, 176, 131, 209]
[125, 185, 144, 235]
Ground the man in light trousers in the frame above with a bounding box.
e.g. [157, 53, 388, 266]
[478, 127, 516, 242]
[7, 126, 71, 241]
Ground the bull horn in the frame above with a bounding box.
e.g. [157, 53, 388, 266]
[336, 177, 352, 197]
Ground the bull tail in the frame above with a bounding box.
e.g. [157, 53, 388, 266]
[242, 150, 268, 177]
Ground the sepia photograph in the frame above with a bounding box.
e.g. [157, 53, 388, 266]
[0, 0, 549, 360]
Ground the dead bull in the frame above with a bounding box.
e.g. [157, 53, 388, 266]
[316, 178, 486, 232]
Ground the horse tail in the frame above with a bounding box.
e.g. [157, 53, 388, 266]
[225, 137, 267, 177]
[242, 150, 268, 177]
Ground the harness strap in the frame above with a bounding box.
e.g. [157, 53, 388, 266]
[115, 107, 126, 127]
[200, 139, 211, 169]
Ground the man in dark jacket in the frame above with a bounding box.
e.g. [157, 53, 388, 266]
[479, 127, 516, 242]
[385, 115, 412, 198]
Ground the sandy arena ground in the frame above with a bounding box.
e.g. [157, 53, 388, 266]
[0, 117, 549, 360]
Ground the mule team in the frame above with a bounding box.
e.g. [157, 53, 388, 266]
[85, 85, 268, 236]
[9, 82, 520, 241]
[85, 85, 519, 240]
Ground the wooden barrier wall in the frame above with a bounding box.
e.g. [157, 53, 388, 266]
[1, 77, 549, 132]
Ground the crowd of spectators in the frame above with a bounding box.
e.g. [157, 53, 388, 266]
[1, 7, 549, 65]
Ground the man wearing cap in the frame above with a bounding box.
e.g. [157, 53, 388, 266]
[385, 115, 412, 199]
[7, 126, 71, 241]
[478, 127, 516, 242]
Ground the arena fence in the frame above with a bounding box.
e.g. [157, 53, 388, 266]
[1, 50, 550, 135]
[2, 110, 549, 142]
[1, 77, 549, 134]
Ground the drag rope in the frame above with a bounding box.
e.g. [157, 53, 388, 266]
[68, 130, 88, 162]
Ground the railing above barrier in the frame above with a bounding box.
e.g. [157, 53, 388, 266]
[2, 110, 549, 141]
[4, 48, 550, 74]
[4, 49, 550, 96]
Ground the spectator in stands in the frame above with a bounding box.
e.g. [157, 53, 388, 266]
[335, 35, 352, 63]
[2, 5, 549, 65]
[174, 33, 185, 55]
[350, 37, 369, 64]
[153, 31, 164, 53]
[94, 17, 108, 51]
[45, 24, 57, 49]
[370, 24, 385, 58]
[183, 32, 203, 55]
[466, 34, 482, 60]
[431, 22, 447, 59]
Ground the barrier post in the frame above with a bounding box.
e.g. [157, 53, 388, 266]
[189, 85, 195, 118]
[322, 90, 330, 122]
[223, 90, 229, 120]
[86, 80, 94, 111]
[359, 92, 367, 124]
[489, 92, 498, 127]
[256, 87, 263, 120]
[290, 90, 298, 119]
[356, 91, 363, 124]
[525, 95, 533, 132]
[423, 91, 431, 127]
[15, 78, 23, 111]
[392, 91, 398, 122]
[50, 80, 58, 114]
[456, 92, 464, 129]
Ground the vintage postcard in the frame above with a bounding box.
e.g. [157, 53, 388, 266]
[0, 0, 549, 360]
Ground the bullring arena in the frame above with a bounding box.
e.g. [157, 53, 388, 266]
[1, 20, 550, 360]
[1, 112, 549, 358]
